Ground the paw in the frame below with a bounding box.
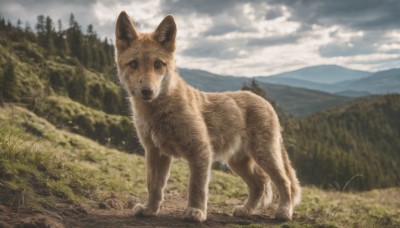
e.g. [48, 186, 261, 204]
[182, 207, 206, 222]
[132, 204, 157, 217]
[275, 206, 293, 221]
[232, 205, 252, 217]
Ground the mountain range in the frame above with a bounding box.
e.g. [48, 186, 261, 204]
[178, 64, 399, 115]
[179, 68, 354, 116]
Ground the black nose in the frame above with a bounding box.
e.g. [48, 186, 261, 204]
[141, 88, 154, 97]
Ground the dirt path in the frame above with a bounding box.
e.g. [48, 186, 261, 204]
[0, 192, 294, 227]
[78, 209, 281, 228]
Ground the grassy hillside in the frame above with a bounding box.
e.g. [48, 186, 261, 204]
[0, 17, 142, 154]
[0, 104, 399, 227]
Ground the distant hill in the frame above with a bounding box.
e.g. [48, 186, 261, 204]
[334, 90, 372, 97]
[255, 76, 334, 92]
[179, 68, 353, 116]
[256, 65, 400, 96]
[258, 83, 353, 116]
[258, 64, 371, 84]
[287, 94, 400, 190]
[338, 68, 400, 94]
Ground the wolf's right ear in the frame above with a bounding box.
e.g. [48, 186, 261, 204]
[115, 11, 138, 52]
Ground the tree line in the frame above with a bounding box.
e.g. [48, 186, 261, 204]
[0, 14, 127, 115]
[0, 14, 114, 73]
[0, 14, 134, 151]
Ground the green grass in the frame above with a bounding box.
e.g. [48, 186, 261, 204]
[31, 95, 140, 152]
[0, 104, 137, 206]
[0, 104, 399, 227]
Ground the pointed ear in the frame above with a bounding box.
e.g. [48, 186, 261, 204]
[115, 11, 138, 52]
[153, 15, 176, 52]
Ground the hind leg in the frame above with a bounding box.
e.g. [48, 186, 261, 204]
[228, 155, 272, 217]
[282, 147, 301, 206]
[250, 140, 293, 220]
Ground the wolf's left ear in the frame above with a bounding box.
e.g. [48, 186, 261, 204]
[115, 11, 139, 53]
[154, 15, 176, 52]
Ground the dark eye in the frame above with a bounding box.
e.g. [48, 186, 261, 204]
[129, 60, 138, 69]
[154, 60, 163, 70]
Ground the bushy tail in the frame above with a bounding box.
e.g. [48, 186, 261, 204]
[282, 143, 301, 206]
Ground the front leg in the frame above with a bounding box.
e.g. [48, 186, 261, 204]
[133, 147, 172, 216]
[183, 152, 212, 222]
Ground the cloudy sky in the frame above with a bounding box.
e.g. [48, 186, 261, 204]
[1, 0, 399, 76]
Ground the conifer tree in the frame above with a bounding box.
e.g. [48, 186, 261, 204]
[55, 19, 69, 56]
[17, 19, 22, 29]
[2, 61, 18, 101]
[36, 15, 45, 33]
[0, 16, 5, 29]
[67, 14, 83, 61]
[44, 16, 55, 55]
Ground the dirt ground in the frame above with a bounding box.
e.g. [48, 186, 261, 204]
[0, 192, 293, 228]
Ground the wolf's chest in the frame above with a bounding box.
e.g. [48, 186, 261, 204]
[134, 114, 183, 157]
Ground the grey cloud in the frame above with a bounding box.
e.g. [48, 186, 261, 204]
[182, 39, 245, 59]
[351, 57, 400, 72]
[161, 0, 400, 31]
[157, 0, 309, 60]
[203, 22, 256, 36]
[246, 34, 300, 47]
[264, 7, 283, 20]
[173, 1, 272, 39]
[318, 31, 391, 57]
[319, 43, 376, 58]
[161, 0, 249, 16]
[270, 0, 400, 31]
[203, 23, 241, 36]
[383, 48, 400, 55]
[0, 1, 96, 27]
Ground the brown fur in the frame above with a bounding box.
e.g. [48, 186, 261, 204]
[114, 11, 301, 222]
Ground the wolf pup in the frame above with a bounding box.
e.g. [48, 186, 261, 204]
[114, 12, 301, 222]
